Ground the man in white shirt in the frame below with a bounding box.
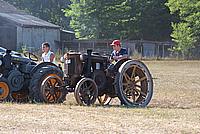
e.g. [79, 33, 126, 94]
[41, 42, 55, 63]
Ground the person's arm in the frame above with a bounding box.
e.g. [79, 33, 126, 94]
[118, 54, 128, 60]
[41, 53, 44, 62]
[113, 49, 128, 60]
[50, 53, 55, 63]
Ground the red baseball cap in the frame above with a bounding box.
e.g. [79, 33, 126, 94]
[110, 40, 121, 46]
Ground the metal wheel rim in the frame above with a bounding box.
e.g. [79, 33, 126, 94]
[120, 64, 150, 105]
[75, 78, 98, 106]
[41, 76, 63, 103]
[0, 81, 10, 101]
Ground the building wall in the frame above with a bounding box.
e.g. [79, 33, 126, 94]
[0, 26, 16, 50]
[0, 17, 17, 50]
[17, 27, 60, 51]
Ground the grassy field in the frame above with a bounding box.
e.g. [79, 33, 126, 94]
[0, 61, 200, 134]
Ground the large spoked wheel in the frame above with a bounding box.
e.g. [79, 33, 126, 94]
[0, 77, 10, 102]
[75, 78, 98, 106]
[115, 60, 153, 107]
[98, 94, 112, 105]
[41, 76, 64, 103]
[29, 65, 66, 103]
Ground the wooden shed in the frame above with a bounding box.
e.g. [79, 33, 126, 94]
[0, 0, 60, 51]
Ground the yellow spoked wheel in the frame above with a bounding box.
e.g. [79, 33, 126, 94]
[41, 76, 63, 103]
[29, 65, 66, 103]
[0, 78, 10, 101]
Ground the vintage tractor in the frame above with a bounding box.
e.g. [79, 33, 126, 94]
[41, 49, 153, 107]
[0, 48, 67, 103]
[0, 47, 153, 107]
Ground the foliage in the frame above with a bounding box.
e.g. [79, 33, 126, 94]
[171, 23, 196, 57]
[64, 0, 173, 41]
[5, 0, 71, 29]
[166, 0, 200, 57]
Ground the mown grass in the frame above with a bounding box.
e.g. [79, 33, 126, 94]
[0, 61, 200, 134]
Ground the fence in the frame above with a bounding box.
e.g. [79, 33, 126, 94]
[55, 39, 174, 58]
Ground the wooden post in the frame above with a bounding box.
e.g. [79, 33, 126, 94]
[162, 44, 165, 57]
[157, 44, 159, 58]
[92, 41, 95, 50]
[78, 42, 81, 52]
[141, 42, 143, 59]
[61, 41, 64, 55]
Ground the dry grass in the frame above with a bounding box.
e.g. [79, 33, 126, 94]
[0, 61, 200, 134]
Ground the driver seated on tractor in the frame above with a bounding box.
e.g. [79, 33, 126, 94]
[41, 42, 55, 63]
[110, 39, 128, 63]
[107, 40, 128, 74]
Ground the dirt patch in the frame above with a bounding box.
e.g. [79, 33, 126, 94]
[0, 61, 200, 133]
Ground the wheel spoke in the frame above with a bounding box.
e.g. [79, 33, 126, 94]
[135, 84, 142, 88]
[52, 94, 56, 102]
[83, 82, 87, 89]
[124, 72, 131, 82]
[122, 82, 129, 87]
[123, 87, 129, 93]
[131, 66, 136, 81]
[48, 80, 53, 87]
[135, 76, 147, 83]
[46, 92, 51, 98]
[134, 88, 147, 97]
[44, 86, 51, 91]
[87, 83, 93, 90]
[103, 95, 109, 103]
[47, 94, 52, 100]
[132, 91, 135, 103]
[46, 81, 51, 88]
[50, 79, 56, 87]
[54, 92, 58, 99]
[53, 80, 58, 87]
[81, 83, 86, 92]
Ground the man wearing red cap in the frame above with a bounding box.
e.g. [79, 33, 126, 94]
[110, 40, 128, 63]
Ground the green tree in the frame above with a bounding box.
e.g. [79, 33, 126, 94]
[5, 0, 71, 29]
[65, 0, 132, 39]
[65, 0, 173, 40]
[128, 0, 173, 41]
[166, 0, 200, 57]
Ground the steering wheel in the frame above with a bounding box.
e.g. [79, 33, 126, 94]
[23, 51, 39, 61]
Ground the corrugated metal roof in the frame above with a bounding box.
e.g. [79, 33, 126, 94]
[0, 0, 60, 28]
[0, 13, 60, 28]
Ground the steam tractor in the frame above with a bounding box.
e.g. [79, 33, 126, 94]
[0, 48, 153, 107]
